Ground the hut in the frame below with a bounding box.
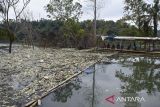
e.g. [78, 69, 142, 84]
[101, 36, 160, 52]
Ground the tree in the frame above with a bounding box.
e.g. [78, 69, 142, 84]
[46, 0, 82, 21]
[45, 0, 83, 48]
[62, 19, 84, 47]
[0, 27, 14, 41]
[20, 10, 36, 49]
[88, 0, 97, 37]
[124, 0, 151, 36]
[88, 0, 105, 48]
[0, 0, 31, 53]
[151, 0, 160, 36]
[124, 0, 160, 37]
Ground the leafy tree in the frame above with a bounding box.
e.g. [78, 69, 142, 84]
[124, 0, 151, 36]
[11, 19, 141, 48]
[96, 20, 107, 36]
[80, 20, 93, 32]
[0, 28, 14, 40]
[124, 0, 160, 37]
[46, 0, 82, 21]
[116, 19, 140, 36]
[62, 19, 83, 47]
[151, 0, 160, 36]
[45, 0, 83, 48]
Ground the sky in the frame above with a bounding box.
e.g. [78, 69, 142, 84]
[24, 0, 125, 21]
[23, 0, 158, 29]
[81, 0, 124, 21]
[3, 0, 154, 21]
[1, 0, 159, 30]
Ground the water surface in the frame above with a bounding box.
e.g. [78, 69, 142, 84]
[39, 55, 160, 107]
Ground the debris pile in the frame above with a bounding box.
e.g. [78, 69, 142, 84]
[0, 45, 111, 106]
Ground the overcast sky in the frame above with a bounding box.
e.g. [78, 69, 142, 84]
[25, 0, 125, 21]
[2, 0, 157, 25]
[26, 0, 158, 29]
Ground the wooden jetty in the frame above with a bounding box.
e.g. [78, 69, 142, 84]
[100, 36, 160, 53]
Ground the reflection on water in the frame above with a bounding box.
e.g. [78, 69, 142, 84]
[92, 64, 96, 107]
[39, 55, 160, 107]
[50, 78, 81, 103]
[115, 56, 160, 107]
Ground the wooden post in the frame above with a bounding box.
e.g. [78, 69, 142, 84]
[152, 40, 155, 51]
[94, 0, 97, 49]
[145, 41, 146, 51]
[140, 41, 142, 49]
[149, 41, 151, 51]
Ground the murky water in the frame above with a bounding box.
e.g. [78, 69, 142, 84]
[39, 55, 160, 107]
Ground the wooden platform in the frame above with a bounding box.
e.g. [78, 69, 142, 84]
[97, 48, 160, 54]
[101, 36, 160, 41]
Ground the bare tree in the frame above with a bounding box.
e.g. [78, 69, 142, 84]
[87, 0, 105, 48]
[20, 10, 35, 49]
[0, 0, 31, 53]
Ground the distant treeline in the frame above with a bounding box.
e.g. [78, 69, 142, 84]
[0, 19, 159, 49]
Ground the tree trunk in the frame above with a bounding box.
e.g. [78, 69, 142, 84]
[153, 0, 159, 37]
[153, 15, 158, 37]
[9, 38, 13, 53]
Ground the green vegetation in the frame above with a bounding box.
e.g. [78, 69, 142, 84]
[0, 0, 160, 52]
[124, 0, 160, 36]
[13, 19, 140, 49]
[0, 28, 15, 41]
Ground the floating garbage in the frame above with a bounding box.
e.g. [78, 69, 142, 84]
[0, 44, 110, 106]
[84, 65, 95, 74]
